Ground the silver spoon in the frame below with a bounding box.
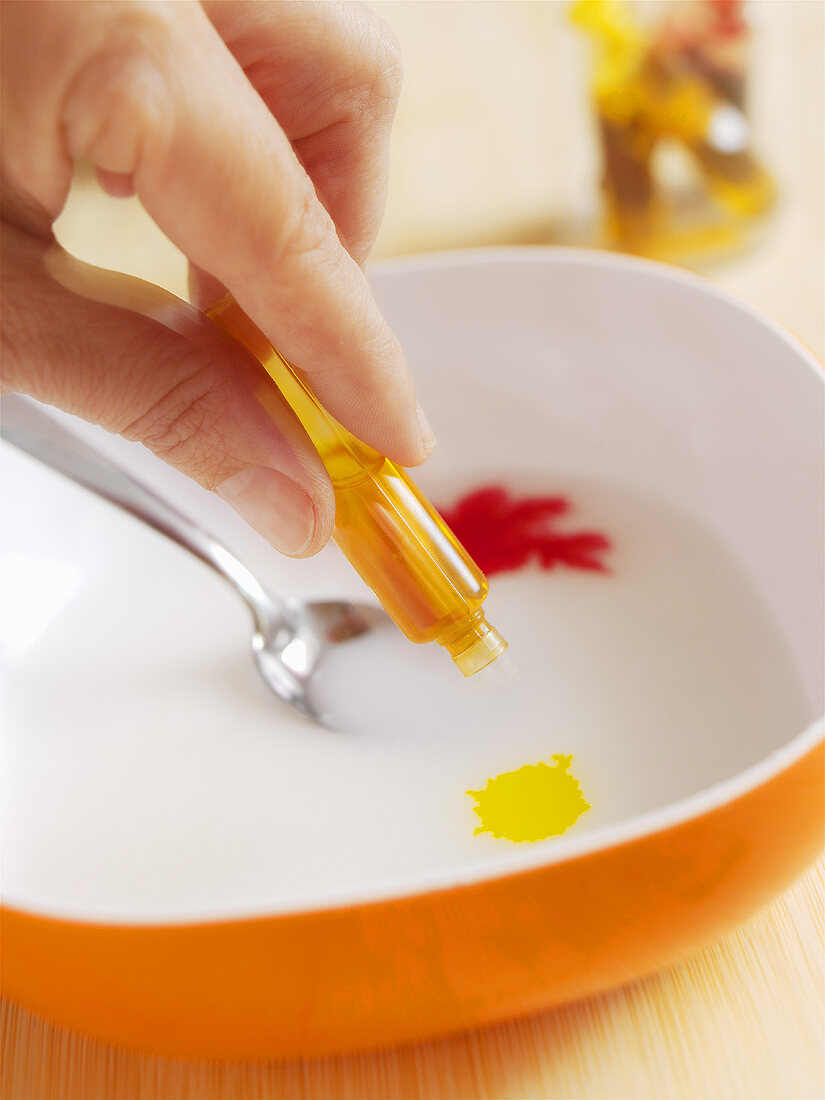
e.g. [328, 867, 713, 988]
[1, 395, 379, 725]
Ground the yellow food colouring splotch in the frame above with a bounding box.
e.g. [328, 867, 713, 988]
[467, 755, 590, 843]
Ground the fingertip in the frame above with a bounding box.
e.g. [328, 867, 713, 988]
[417, 401, 436, 458]
[390, 405, 436, 468]
[216, 466, 320, 557]
[295, 477, 336, 558]
[188, 264, 228, 311]
[96, 168, 136, 197]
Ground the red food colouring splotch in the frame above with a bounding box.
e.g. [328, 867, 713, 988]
[438, 485, 611, 578]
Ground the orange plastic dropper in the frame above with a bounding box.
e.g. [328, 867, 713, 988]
[206, 295, 507, 677]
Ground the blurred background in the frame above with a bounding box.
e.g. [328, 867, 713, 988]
[55, 0, 824, 356]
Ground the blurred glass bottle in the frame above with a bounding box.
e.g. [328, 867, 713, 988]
[571, 0, 776, 262]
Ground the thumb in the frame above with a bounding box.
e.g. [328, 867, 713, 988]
[1, 231, 334, 557]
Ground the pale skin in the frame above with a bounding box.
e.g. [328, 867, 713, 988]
[1, 0, 434, 556]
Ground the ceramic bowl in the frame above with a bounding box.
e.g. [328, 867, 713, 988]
[2, 249, 822, 1058]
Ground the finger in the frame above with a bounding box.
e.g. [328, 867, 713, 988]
[1, 227, 334, 558]
[1, 0, 432, 466]
[201, 0, 402, 264]
[188, 263, 228, 313]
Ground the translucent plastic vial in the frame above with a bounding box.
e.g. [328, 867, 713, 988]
[207, 296, 507, 676]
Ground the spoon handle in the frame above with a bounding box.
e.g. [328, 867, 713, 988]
[1, 395, 277, 628]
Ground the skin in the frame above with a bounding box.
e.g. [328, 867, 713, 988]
[1, 0, 434, 556]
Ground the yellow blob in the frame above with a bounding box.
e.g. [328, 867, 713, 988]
[467, 755, 591, 843]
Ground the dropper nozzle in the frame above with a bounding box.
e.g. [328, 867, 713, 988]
[206, 295, 508, 675]
[440, 613, 508, 677]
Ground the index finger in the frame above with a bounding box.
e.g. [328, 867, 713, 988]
[4, 0, 431, 465]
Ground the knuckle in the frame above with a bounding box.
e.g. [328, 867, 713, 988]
[62, 3, 176, 171]
[367, 21, 403, 106]
[273, 175, 340, 269]
[122, 357, 239, 488]
[362, 318, 407, 390]
[342, 6, 403, 119]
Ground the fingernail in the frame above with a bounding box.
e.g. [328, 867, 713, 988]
[217, 467, 316, 556]
[417, 402, 436, 457]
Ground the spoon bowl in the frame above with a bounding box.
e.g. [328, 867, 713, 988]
[0, 394, 378, 725]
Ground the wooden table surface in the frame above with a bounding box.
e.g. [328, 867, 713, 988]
[3, 3, 823, 1097]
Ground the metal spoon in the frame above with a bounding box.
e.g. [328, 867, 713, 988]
[1, 395, 378, 725]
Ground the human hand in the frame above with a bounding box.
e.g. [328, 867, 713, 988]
[1, 0, 434, 556]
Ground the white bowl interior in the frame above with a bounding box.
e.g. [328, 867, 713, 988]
[2, 251, 822, 923]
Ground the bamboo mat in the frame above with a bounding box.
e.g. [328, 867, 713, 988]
[3, 855, 823, 1100]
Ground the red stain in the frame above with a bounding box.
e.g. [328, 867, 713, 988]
[439, 485, 611, 578]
